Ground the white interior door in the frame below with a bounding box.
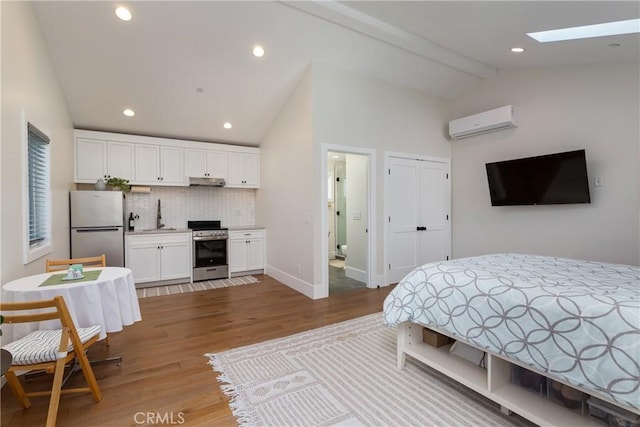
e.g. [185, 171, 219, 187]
[345, 154, 369, 282]
[388, 157, 420, 283]
[418, 161, 449, 264]
[388, 155, 450, 284]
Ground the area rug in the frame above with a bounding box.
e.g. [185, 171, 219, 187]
[206, 313, 533, 427]
[136, 276, 258, 298]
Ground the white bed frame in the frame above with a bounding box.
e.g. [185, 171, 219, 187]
[397, 321, 640, 427]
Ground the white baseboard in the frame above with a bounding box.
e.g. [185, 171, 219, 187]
[375, 274, 390, 288]
[265, 266, 388, 297]
[265, 265, 325, 299]
[345, 266, 366, 283]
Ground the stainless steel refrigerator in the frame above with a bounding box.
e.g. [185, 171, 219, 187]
[70, 191, 125, 267]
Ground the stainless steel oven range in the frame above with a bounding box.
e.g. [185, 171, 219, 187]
[188, 220, 228, 281]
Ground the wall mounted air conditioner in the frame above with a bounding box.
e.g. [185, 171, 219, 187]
[449, 105, 517, 140]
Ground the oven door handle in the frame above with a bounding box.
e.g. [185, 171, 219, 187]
[193, 236, 227, 241]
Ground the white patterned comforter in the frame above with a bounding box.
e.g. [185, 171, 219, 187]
[383, 253, 640, 410]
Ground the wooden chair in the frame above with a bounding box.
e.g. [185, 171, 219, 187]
[45, 254, 106, 272]
[0, 296, 103, 427]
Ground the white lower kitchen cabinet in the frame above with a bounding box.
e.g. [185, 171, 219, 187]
[125, 232, 191, 287]
[229, 229, 265, 276]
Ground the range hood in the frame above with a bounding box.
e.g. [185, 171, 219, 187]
[189, 177, 226, 187]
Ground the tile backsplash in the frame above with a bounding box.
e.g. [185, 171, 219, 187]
[124, 186, 256, 230]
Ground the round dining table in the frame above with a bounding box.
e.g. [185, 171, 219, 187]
[2, 267, 141, 341]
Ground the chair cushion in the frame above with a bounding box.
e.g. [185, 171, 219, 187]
[1, 325, 101, 365]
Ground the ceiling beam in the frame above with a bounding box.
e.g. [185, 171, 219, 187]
[281, 0, 497, 79]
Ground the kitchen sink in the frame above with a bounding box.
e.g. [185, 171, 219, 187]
[140, 227, 177, 232]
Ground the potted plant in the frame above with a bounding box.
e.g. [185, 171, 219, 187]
[106, 177, 131, 193]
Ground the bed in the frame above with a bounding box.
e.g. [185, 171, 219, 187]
[383, 253, 640, 423]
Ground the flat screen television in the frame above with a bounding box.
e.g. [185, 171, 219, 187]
[485, 149, 591, 206]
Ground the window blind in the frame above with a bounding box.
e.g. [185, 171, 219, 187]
[27, 123, 50, 247]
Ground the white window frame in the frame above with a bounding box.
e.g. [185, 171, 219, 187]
[22, 113, 52, 264]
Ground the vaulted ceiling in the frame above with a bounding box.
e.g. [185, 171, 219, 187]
[32, 1, 639, 146]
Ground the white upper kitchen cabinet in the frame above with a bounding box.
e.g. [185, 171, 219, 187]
[74, 129, 259, 187]
[160, 146, 185, 184]
[184, 148, 228, 179]
[134, 144, 158, 184]
[134, 144, 184, 186]
[75, 138, 134, 183]
[107, 142, 135, 180]
[227, 152, 259, 188]
[76, 138, 104, 182]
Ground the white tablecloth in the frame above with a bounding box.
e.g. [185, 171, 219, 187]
[2, 267, 142, 340]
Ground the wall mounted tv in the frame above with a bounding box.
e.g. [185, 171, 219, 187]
[485, 149, 591, 206]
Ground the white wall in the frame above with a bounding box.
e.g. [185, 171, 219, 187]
[255, 66, 315, 297]
[450, 63, 640, 265]
[259, 62, 450, 297]
[345, 153, 367, 281]
[1, 1, 75, 284]
[312, 62, 451, 285]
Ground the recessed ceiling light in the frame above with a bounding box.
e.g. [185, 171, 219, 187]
[252, 45, 265, 58]
[527, 18, 640, 43]
[123, 109, 135, 117]
[115, 6, 132, 21]
[510, 47, 525, 53]
[223, 122, 232, 129]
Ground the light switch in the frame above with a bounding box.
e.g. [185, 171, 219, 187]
[303, 213, 310, 223]
[594, 176, 603, 187]
[352, 212, 362, 220]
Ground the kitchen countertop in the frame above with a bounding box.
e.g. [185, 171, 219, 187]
[125, 226, 264, 235]
[125, 228, 191, 235]
[228, 225, 265, 231]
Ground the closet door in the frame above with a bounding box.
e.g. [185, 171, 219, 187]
[388, 156, 450, 284]
[418, 161, 449, 264]
[388, 157, 420, 283]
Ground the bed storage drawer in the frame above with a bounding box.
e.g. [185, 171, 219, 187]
[548, 379, 588, 416]
[588, 397, 640, 427]
[511, 365, 546, 396]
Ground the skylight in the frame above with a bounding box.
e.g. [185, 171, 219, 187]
[527, 18, 640, 43]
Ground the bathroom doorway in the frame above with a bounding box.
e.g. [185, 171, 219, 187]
[327, 151, 368, 295]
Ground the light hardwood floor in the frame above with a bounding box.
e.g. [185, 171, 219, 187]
[1, 275, 394, 426]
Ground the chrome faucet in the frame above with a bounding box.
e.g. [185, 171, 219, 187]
[156, 199, 164, 229]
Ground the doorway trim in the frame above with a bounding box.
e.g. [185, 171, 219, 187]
[320, 144, 377, 297]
